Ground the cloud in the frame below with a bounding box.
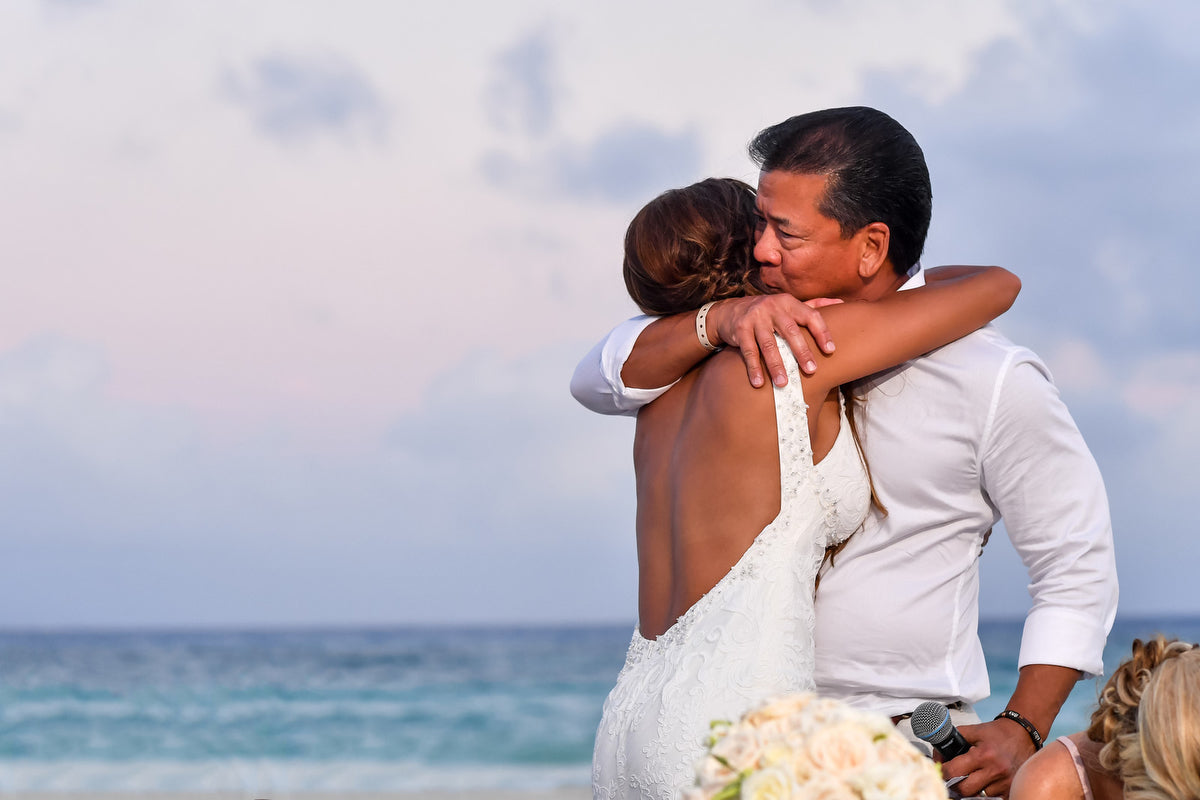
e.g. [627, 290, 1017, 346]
[42, 0, 104, 10]
[879, 2, 1200, 615]
[0, 336, 638, 627]
[484, 26, 556, 138]
[552, 124, 703, 203]
[478, 26, 702, 205]
[377, 342, 640, 622]
[223, 53, 390, 145]
[894, 1, 1200, 349]
[482, 122, 703, 204]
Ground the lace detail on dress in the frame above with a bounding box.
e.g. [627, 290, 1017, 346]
[593, 336, 870, 800]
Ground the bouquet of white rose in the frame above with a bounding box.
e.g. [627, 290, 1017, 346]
[684, 693, 947, 800]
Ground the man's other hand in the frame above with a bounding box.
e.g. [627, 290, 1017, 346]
[939, 718, 1038, 798]
[706, 295, 840, 387]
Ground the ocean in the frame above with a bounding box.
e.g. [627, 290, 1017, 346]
[1, 616, 1197, 793]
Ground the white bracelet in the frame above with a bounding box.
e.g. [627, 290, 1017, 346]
[695, 301, 720, 352]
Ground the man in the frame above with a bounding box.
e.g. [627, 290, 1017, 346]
[571, 107, 1117, 797]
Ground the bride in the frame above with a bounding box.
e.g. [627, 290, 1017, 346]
[591, 177, 1020, 799]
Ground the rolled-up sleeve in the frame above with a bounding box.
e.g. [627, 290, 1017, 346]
[569, 316, 676, 416]
[980, 351, 1118, 678]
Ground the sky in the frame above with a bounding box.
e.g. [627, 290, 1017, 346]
[1, 0, 1197, 628]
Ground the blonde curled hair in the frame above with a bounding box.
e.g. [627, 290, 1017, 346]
[1086, 635, 1200, 800]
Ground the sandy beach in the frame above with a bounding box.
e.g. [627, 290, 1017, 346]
[3, 793, 592, 800]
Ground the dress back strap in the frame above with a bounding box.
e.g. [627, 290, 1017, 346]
[770, 334, 816, 518]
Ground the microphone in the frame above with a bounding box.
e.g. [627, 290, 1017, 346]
[910, 701, 972, 760]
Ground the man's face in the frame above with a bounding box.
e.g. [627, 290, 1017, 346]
[753, 170, 867, 302]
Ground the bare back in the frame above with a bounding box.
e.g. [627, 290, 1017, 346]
[633, 347, 840, 639]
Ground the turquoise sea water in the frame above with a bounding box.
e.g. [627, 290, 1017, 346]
[1, 616, 1197, 792]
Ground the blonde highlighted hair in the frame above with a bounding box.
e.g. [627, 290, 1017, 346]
[1086, 635, 1200, 800]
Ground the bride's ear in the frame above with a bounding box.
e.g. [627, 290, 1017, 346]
[857, 223, 890, 279]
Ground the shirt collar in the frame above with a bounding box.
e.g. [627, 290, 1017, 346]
[899, 263, 924, 291]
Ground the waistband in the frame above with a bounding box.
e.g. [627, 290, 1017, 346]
[891, 699, 970, 725]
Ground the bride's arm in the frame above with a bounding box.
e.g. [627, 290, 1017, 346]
[619, 296, 837, 390]
[800, 266, 1021, 400]
[569, 297, 839, 417]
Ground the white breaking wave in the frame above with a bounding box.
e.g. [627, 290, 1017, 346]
[0, 759, 591, 792]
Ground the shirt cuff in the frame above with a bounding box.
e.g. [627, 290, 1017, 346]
[599, 316, 677, 413]
[1018, 604, 1116, 678]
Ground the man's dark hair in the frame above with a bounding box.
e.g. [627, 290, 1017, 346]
[748, 107, 932, 275]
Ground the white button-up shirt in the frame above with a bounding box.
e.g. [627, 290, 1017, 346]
[570, 274, 1118, 716]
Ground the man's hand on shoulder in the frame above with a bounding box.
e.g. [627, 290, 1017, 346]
[707, 295, 839, 388]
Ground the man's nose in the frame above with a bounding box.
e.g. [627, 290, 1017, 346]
[754, 231, 780, 265]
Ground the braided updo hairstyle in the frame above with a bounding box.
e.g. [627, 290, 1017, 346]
[623, 177, 766, 315]
[1086, 635, 1200, 800]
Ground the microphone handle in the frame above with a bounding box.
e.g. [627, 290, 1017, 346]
[934, 728, 972, 760]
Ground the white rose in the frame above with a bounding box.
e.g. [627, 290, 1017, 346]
[710, 727, 763, 772]
[759, 741, 792, 767]
[744, 693, 816, 726]
[796, 772, 859, 800]
[696, 753, 737, 791]
[783, 719, 818, 749]
[782, 702, 837, 743]
[754, 716, 790, 743]
[909, 768, 951, 800]
[849, 761, 946, 800]
[740, 765, 795, 800]
[805, 720, 878, 776]
[847, 708, 897, 739]
[786, 747, 818, 784]
[751, 738, 816, 784]
[805, 697, 846, 724]
[871, 730, 928, 767]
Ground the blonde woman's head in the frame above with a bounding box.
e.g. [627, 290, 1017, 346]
[1127, 648, 1200, 800]
[1087, 635, 1200, 800]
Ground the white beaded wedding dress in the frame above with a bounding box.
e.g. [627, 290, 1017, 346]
[592, 346, 871, 800]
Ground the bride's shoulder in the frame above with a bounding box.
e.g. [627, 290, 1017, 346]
[1010, 736, 1088, 800]
[696, 348, 772, 398]
[686, 349, 778, 430]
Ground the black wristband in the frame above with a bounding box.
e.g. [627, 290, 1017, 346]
[995, 709, 1044, 751]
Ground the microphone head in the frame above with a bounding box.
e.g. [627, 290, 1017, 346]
[910, 701, 954, 745]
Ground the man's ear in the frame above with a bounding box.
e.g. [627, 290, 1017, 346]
[857, 222, 890, 278]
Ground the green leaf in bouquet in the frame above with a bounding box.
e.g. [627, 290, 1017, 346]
[710, 776, 744, 800]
